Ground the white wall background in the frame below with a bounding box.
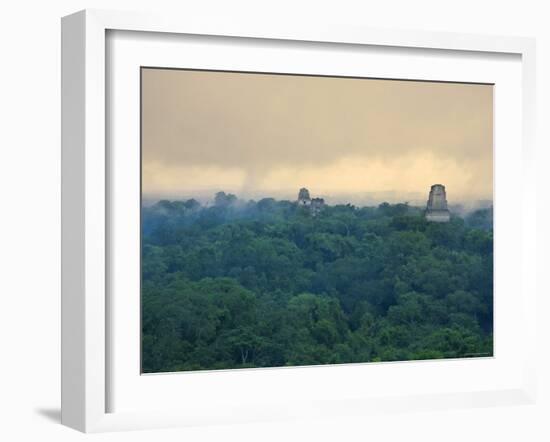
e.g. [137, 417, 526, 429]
[0, 1, 548, 441]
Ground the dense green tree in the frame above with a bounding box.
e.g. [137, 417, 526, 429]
[141, 196, 494, 372]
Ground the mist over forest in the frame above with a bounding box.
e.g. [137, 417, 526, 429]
[142, 192, 493, 373]
[142, 191, 493, 213]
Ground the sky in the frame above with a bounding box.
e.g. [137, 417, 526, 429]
[141, 68, 493, 206]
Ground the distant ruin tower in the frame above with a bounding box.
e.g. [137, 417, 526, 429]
[425, 184, 450, 222]
[310, 197, 325, 216]
[297, 188, 311, 206]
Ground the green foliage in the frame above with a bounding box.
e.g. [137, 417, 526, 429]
[141, 198, 493, 372]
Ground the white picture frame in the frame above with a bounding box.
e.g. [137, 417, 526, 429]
[61, 9, 537, 433]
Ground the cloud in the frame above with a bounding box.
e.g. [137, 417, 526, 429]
[142, 68, 493, 202]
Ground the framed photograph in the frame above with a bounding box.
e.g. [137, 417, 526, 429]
[61, 9, 537, 432]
